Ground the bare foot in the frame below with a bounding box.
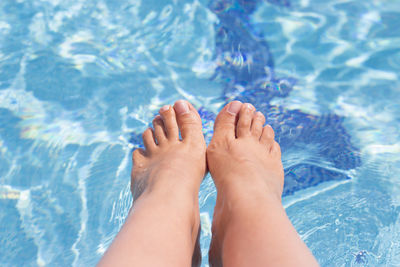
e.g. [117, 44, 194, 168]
[207, 101, 284, 202]
[131, 100, 206, 203]
[99, 100, 206, 267]
[207, 101, 318, 267]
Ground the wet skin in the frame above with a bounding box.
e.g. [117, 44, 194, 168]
[99, 100, 206, 267]
[99, 100, 319, 267]
[207, 101, 318, 266]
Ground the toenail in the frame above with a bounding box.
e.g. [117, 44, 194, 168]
[227, 101, 242, 115]
[175, 100, 190, 115]
[246, 103, 255, 111]
[266, 125, 274, 138]
[160, 105, 170, 113]
[256, 111, 263, 117]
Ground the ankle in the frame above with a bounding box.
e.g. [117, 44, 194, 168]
[211, 185, 282, 239]
[215, 175, 283, 205]
[136, 184, 198, 210]
[131, 188, 201, 239]
[133, 169, 201, 198]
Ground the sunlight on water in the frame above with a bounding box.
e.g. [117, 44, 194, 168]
[0, 0, 399, 266]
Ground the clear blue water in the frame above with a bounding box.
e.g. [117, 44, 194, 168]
[1, 0, 400, 266]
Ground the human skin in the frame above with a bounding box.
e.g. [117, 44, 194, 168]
[98, 100, 319, 267]
[207, 101, 319, 267]
[98, 100, 206, 267]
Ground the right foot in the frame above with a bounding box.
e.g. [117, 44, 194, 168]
[207, 101, 284, 201]
[207, 101, 285, 266]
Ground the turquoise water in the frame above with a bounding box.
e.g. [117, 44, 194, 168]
[1, 0, 400, 266]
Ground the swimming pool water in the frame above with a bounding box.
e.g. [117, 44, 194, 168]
[1, 0, 400, 266]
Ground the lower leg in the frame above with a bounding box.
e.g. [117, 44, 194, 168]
[210, 184, 317, 267]
[99, 186, 199, 266]
[208, 102, 319, 267]
[98, 100, 206, 267]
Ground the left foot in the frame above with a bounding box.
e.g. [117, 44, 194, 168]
[131, 100, 206, 202]
[100, 100, 206, 267]
[131, 100, 206, 265]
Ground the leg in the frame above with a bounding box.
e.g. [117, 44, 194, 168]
[207, 101, 319, 267]
[98, 100, 206, 267]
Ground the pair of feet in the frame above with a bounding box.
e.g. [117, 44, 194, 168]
[131, 100, 285, 266]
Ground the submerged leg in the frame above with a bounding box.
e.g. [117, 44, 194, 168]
[207, 101, 319, 267]
[98, 100, 206, 267]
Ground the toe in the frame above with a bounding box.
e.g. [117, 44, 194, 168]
[260, 124, 275, 150]
[142, 128, 157, 152]
[132, 148, 146, 163]
[159, 105, 179, 140]
[271, 141, 281, 156]
[153, 115, 167, 145]
[251, 111, 265, 139]
[213, 101, 242, 141]
[237, 103, 255, 138]
[173, 100, 203, 142]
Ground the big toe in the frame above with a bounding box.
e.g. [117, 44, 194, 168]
[213, 101, 242, 141]
[173, 100, 204, 143]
